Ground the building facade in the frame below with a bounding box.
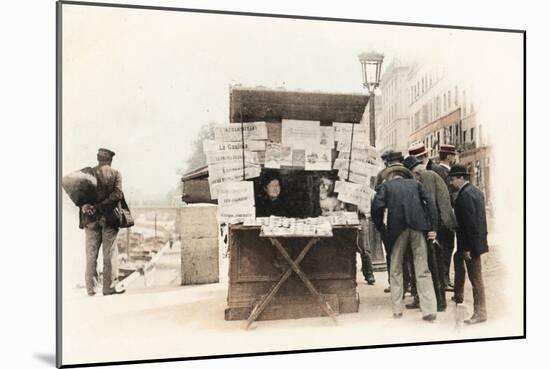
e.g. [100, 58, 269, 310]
[406, 63, 492, 204]
[375, 59, 411, 154]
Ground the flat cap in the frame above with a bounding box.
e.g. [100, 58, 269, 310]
[98, 148, 116, 159]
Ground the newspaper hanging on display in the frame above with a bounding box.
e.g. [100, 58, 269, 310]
[216, 181, 256, 224]
[203, 119, 384, 222]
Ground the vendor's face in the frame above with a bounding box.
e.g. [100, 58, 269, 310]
[417, 154, 429, 164]
[265, 179, 281, 200]
[319, 177, 333, 199]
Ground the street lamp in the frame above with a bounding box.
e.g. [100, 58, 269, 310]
[358, 51, 384, 147]
[358, 51, 386, 274]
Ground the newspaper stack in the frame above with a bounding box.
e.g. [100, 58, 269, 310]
[260, 216, 333, 237]
[321, 211, 360, 226]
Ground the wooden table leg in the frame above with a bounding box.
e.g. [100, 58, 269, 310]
[245, 237, 319, 329]
[270, 238, 338, 323]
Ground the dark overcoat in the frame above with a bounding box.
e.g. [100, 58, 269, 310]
[255, 194, 290, 217]
[454, 182, 489, 256]
[79, 164, 123, 229]
[371, 177, 438, 248]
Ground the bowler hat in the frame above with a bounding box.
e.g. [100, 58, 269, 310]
[408, 143, 428, 158]
[403, 155, 422, 171]
[449, 164, 469, 178]
[385, 151, 404, 163]
[439, 144, 457, 155]
[380, 149, 395, 161]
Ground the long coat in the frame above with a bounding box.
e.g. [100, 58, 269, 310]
[371, 177, 438, 248]
[454, 182, 489, 256]
[419, 170, 457, 232]
[79, 164, 123, 229]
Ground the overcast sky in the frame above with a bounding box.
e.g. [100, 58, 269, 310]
[61, 4, 523, 201]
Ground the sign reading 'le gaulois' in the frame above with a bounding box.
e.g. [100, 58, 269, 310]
[203, 139, 265, 153]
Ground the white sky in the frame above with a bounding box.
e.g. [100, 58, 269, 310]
[61, 4, 523, 199]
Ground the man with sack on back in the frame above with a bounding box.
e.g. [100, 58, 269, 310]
[79, 148, 128, 296]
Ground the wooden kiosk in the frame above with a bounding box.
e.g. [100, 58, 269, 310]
[223, 87, 372, 324]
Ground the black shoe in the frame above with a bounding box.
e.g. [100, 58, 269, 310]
[103, 288, 126, 296]
[437, 305, 447, 312]
[422, 314, 437, 322]
[405, 300, 420, 309]
[384, 286, 391, 293]
[87, 291, 96, 297]
[451, 296, 463, 304]
[464, 316, 487, 324]
[393, 313, 403, 319]
[365, 275, 376, 285]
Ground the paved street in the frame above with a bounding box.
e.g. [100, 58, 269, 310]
[61, 231, 520, 366]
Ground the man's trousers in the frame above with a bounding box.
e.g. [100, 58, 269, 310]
[85, 219, 119, 294]
[390, 228, 436, 316]
[454, 252, 487, 319]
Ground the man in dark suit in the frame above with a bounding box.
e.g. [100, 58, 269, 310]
[436, 144, 458, 292]
[371, 170, 438, 321]
[80, 148, 125, 296]
[449, 164, 489, 324]
[373, 151, 413, 292]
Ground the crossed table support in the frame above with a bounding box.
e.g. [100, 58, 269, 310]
[246, 235, 338, 329]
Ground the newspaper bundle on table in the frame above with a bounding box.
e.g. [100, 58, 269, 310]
[321, 211, 360, 226]
[260, 216, 333, 237]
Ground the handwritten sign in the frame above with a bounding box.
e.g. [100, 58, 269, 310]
[217, 205, 256, 225]
[216, 181, 255, 207]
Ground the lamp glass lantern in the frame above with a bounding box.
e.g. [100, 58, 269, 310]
[358, 51, 384, 92]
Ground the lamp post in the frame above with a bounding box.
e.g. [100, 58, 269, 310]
[358, 51, 386, 273]
[358, 51, 384, 147]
